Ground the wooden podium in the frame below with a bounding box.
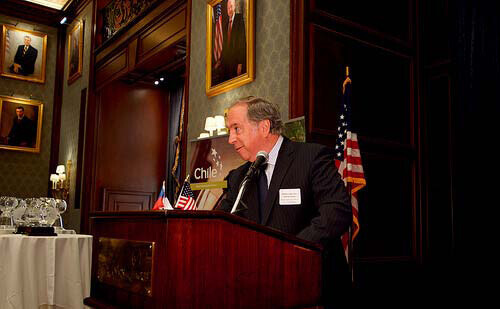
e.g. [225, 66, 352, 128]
[84, 210, 322, 308]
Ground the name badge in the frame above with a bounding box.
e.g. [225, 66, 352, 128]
[279, 188, 301, 205]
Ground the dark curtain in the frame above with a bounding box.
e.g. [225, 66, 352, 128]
[166, 81, 184, 203]
[452, 0, 499, 277]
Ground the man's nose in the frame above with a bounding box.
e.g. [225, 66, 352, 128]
[228, 131, 236, 144]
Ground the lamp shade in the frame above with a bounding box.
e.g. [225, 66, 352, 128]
[214, 115, 225, 129]
[56, 165, 65, 174]
[50, 174, 59, 182]
[59, 174, 66, 181]
[204, 117, 216, 131]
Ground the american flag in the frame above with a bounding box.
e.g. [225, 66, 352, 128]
[213, 3, 223, 63]
[334, 71, 366, 261]
[174, 177, 196, 210]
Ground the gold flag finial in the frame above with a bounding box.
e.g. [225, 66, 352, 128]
[343, 66, 352, 94]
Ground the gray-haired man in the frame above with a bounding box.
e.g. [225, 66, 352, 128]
[218, 96, 352, 306]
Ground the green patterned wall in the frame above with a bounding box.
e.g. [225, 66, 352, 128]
[58, 2, 93, 232]
[187, 0, 290, 167]
[0, 15, 57, 197]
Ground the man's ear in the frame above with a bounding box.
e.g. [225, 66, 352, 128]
[259, 119, 271, 136]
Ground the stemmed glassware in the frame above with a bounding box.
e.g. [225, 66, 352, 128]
[11, 199, 27, 227]
[24, 198, 44, 226]
[1, 196, 68, 232]
[0, 196, 18, 226]
[39, 198, 59, 227]
[55, 199, 67, 229]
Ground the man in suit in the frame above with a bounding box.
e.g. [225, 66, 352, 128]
[9, 35, 38, 76]
[7, 106, 36, 147]
[218, 96, 352, 306]
[220, 0, 246, 82]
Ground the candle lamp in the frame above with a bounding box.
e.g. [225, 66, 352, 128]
[50, 160, 71, 202]
[214, 115, 227, 135]
[204, 117, 216, 136]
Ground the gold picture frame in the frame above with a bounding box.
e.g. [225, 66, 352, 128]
[206, 0, 255, 97]
[0, 96, 43, 153]
[0, 25, 47, 84]
[67, 20, 84, 84]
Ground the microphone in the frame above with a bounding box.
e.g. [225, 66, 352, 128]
[231, 150, 269, 214]
[243, 151, 269, 181]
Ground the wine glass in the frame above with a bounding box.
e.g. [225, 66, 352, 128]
[12, 199, 27, 227]
[0, 196, 9, 226]
[24, 198, 42, 226]
[39, 198, 59, 227]
[1, 197, 19, 226]
[55, 199, 67, 229]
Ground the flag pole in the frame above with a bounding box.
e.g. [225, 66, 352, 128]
[345, 65, 355, 284]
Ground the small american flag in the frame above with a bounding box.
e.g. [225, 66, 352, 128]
[334, 70, 366, 261]
[174, 177, 196, 210]
[213, 3, 223, 63]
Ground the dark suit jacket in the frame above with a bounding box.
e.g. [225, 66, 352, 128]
[11, 45, 38, 75]
[8, 116, 36, 147]
[218, 137, 352, 304]
[221, 13, 246, 81]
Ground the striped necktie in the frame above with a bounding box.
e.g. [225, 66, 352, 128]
[257, 166, 268, 224]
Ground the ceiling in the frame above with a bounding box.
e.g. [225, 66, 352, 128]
[22, 0, 70, 10]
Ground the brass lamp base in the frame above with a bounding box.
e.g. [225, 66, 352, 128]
[51, 188, 69, 201]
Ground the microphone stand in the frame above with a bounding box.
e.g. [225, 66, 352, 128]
[230, 176, 250, 214]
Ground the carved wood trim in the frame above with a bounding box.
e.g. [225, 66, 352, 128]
[94, 0, 183, 62]
[103, 188, 155, 211]
[137, 7, 186, 63]
[95, 49, 128, 89]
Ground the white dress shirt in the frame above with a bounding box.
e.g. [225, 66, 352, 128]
[263, 135, 284, 188]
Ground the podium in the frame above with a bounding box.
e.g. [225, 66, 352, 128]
[84, 210, 323, 308]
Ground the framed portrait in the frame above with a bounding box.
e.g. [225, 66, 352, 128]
[67, 20, 84, 84]
[206, 0, 255, 97]
[0, 96, 43, 153]
[0, 25, 47, 84]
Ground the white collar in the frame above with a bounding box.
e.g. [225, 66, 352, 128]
[267, 135, 284, 166]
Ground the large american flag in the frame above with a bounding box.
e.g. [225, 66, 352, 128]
[174, 178, 196, 210]
[334, 73, 366, 260]
[213, 3, 223, 63]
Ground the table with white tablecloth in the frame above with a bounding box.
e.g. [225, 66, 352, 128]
[0, 233, 92, 309]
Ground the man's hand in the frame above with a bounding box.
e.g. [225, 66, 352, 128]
[12, 63, 21, 73]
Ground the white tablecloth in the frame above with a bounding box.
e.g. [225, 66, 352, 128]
[0, 234, 92, 309]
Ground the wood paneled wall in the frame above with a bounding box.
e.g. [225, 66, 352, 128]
[93, 81, 168, 211]
[290, 0, 455, 289]
[420, 0, 454, 266]
[80, 0, 189, 232]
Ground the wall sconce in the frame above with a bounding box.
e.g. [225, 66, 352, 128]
[204, 117, 216, 136]
[50, 160, 71, 202]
